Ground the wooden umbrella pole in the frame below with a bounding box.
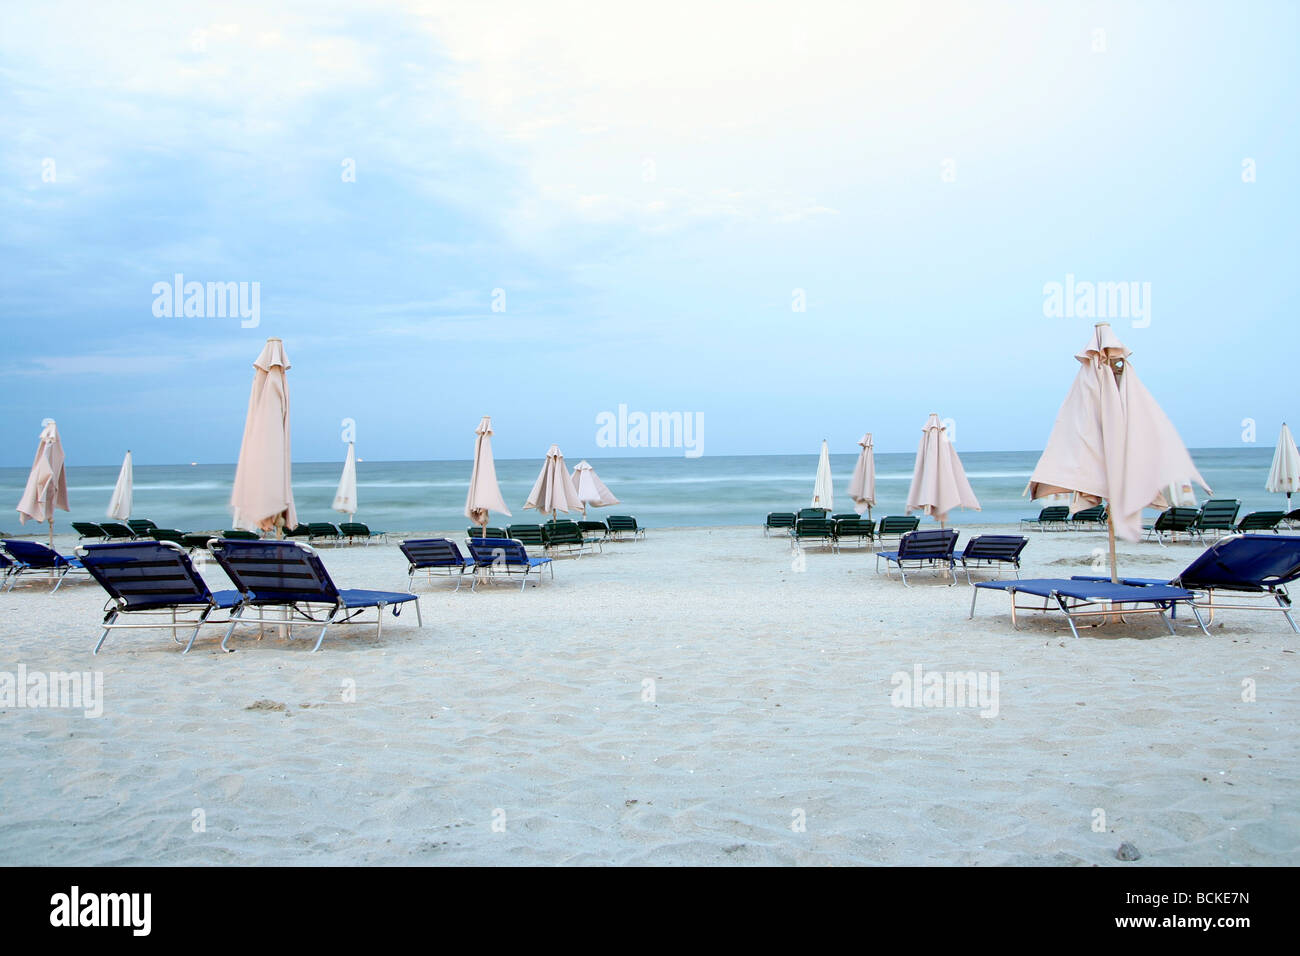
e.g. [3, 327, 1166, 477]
[1107, 511, 1119, 584]
[1106, 508, 1122, 626]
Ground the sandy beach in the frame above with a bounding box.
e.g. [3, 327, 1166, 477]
[1, 524, 1295, 866]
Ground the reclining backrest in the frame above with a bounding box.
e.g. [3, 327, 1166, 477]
[400, 538, 466, 568]
[898, 529, 958, 557]
[211, 540, 338, 603]
[1177, 535, 1300, 591]
[466, 537, 529, 566]
[2, 539, 67, 568]
[79, 541, 212, 610]
[878, 516, 920, 535]
[963, 534, 1027, 561]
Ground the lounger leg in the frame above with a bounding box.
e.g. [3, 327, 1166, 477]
[1055, 594, 1082, 639]
[413, 600, 422, 627]
[374, 602, 385, 642]
[92, 611, 118, 655]
[1188, 603, 1210, 636]
[968, 586, 979, 619]
[1275, 591, 1298, 633]
[312, 611, 335, 652]
[184, 607, 211, 654]
[1159, 605, 1176, 635]
[221, 605, 245, 653]
[52, 566, 69, 593]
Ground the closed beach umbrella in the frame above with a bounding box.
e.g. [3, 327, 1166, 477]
[107, 450, 133, 521]
[332, 441, 358, 520]
[847, 433, 876, 517]
[812, 439, 834, 511]
[230, 338, 297, 534]
[465, 416, 511, 536]
[1027, 322, 1209, 582]
[906, 414, 980, 525]
[572, 460, 619, 513]
[17, 419, 69, 548]
[525, 444, 584, 519]
[1266, 423, 1300, 514]
[1164, 478, 1199, 509]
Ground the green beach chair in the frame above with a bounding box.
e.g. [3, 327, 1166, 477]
[1235, 511, 1285, 534]
[876, 515, 920, 544]
[1068, 505, 1107, 529]
[764, 512, 796, 536]
[833, 517, 875, 549]
[792, 517, 836, 551]
[1020, 506, 1069, 532]
[506, 524, 546, 548]
[606, 516, 645, 540]
[1194, 499, 1241, 539]
[543, 519, 597, 556]
[308, 522, 342, 545]
[340, 522, 386, 545]
[1143, 507, 1203, 545]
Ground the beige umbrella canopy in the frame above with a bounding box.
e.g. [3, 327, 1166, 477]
[571, 460, 619, 513]
[107, 450, 133, 521]
[848, 433, 876, 517]
[1266, 423, 1300, 514]
[906, 414, 980, 525]
[230, 338, 297, 534]
[16, 419, 69, 548]
[525, 444, 584, 518]
[1027, 322, 1209, 580]
[811, 440, 834, 511]
[465, 416, 511, 536]
[332, 441, 358, 520]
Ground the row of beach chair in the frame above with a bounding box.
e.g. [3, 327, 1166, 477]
[13, 528, 1300, 652]
[74, 518, 387, 547]
[873, 529, 1028, 587]
[1143, 501, 1297, 545]
[1019, 505, 1108, 531]
[765, 511, 921, 549]
[466, 515, 646, 546]
[1022, 499, 1300, 542]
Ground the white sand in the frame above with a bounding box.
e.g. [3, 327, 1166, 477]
[1, 524, 1296, 866]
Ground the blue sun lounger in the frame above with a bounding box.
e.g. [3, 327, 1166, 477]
[875, 529, 959, 586]
[76, 541, 242, 653]
[1072, 534, 1300, 633]
[969, 577, 1201, 638]
[1, 539, 87, 592]
[464, 537, 553, 590]
[0, 552, 17, 591]
[400, 537, 474, 591]
[209, 539, 421, 652]
[958, 534, 1028, 584]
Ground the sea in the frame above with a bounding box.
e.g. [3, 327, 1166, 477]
[0, 447, 1285, 537]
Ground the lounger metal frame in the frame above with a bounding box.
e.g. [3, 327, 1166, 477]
[211, 539, 421, 652]
[969, 580, 1206, 639]
[875, 530, 959, 587]
[1, 540, 88, 592]
[464, 538, 554, 591]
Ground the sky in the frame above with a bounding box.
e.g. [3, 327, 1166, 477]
[1, 0, 1297, 466]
